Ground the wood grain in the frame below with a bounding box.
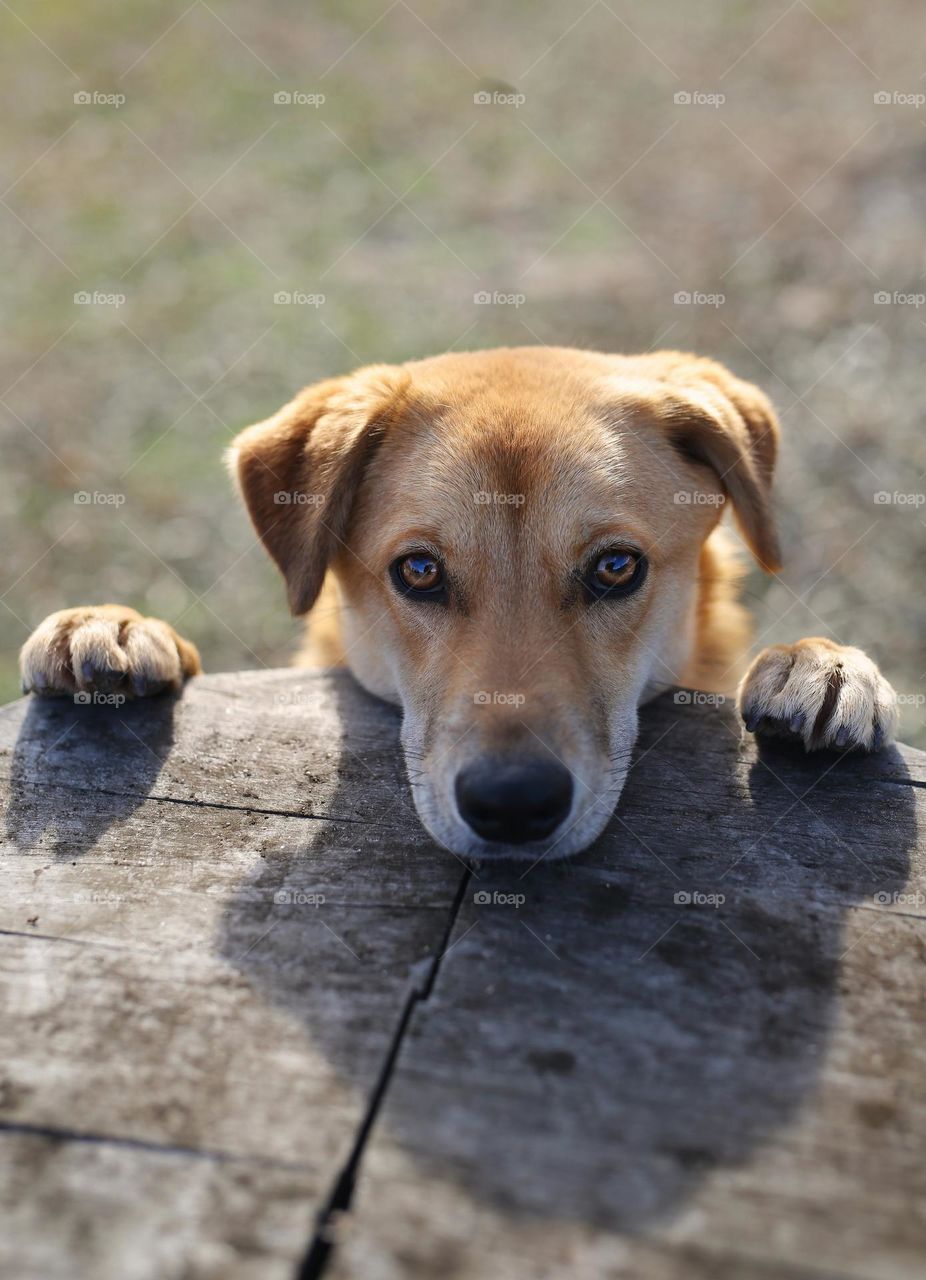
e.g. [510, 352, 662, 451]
[0, 672, 923, 1279]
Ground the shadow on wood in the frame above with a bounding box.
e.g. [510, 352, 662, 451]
[4, 695, 178, 858]
[217, 685, 918, 1234]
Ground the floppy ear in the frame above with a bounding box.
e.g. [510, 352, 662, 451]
[228, 365, 410, 615]
[641, 352, 782, 573]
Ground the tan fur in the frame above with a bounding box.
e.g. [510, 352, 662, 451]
[680, 528, 754, 693]
[20, 347, 897, 861]
[20, 605, 200, 697]
[298, 573, 346, 667]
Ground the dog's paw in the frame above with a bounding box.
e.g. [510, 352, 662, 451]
[20, 605, 201, 699]
[737, 637, 898, 753]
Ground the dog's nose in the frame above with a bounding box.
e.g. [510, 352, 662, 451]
[454, 757, 573, 844]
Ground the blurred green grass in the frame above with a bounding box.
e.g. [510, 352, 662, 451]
[1, 0, 924, 743]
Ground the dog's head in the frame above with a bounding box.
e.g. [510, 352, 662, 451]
[230, 348, 779, 862]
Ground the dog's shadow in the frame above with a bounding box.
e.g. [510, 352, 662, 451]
[4, 695, 178, 858]
[218, 684, 919, 1232]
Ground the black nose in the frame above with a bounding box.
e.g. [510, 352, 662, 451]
[454, 757, 573, 844]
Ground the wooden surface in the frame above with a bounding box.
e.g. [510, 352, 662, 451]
[0, 670, 923, 1280]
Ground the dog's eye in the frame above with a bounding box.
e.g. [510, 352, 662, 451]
[391, 553, 445, 598]
[585, 549, 646, 599]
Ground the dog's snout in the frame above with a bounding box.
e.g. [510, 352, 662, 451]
[454, 757, 573, 845]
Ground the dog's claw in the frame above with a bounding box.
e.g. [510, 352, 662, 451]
[738, 639, 899, 758]
[78, 662, 126, 693]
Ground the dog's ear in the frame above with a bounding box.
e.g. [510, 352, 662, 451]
[228, 365, 410, 614]
[639, 352, 782, 573]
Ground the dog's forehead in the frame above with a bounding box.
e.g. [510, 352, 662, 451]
[390, 370, 672, 478]
[357, 382, 702, 557]
[378, 401, 605, 507]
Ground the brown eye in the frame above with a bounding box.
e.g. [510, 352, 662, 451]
[594, 550, 636, 587]
[394, 553, 444, 595]
[586, 548, 646, 598]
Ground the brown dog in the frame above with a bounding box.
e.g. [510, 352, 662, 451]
[20, 347, 898, 861]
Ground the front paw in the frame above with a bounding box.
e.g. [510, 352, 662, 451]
[737, 637, 898, 752]
[20, 605, 201, 700]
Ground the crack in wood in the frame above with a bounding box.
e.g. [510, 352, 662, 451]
[0, 776, 400, 826]
[296, 867, 473, 1280]
[0, 1120, 313, 1172]
[0, 926, 133, 950]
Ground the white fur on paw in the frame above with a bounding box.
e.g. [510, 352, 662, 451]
[20, 607, 184, 699]
[737, 638, 898, 752]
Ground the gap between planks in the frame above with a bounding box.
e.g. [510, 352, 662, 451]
[296, 866, 473, 1280]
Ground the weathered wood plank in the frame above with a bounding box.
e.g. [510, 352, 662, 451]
[2, 674, 924, 1280]
[0, 1130, 322, 1280]
[0, 672, 464, 1278]
[0, 669, 418, 825]
[330, 697, 926, 1280]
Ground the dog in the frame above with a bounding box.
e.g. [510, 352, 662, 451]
[19, 347, 899, 861]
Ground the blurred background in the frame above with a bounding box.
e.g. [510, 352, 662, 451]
[1, 0, 924, 742]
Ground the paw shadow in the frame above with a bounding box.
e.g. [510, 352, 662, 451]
[3, 694, 178, 858]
